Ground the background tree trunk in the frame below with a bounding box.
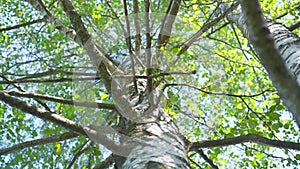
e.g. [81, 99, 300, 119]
[220, 2, 300, 125]
[221, 3, 300, 84]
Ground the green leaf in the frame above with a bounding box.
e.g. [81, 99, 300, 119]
[268, 112, 281, 121]
[100, 93, 109, 100]
[96, 5, 102, 11]
[256, 152, 264, 160]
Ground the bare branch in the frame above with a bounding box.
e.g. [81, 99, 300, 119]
[0, 132, 78, 155]
[133, 0, 141, 55]
[0, 91, 85, 135]
[164, 83, 272, 98]
[0, 75, 52, 111]
[144, 0, 153, 94]
[190, 134, 300, 151]
[14, 69, 96, 80]
[114, 70, 196, 79]
[123, 0, 138, 95]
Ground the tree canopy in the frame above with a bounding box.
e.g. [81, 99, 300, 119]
[1, 0, 300, 168]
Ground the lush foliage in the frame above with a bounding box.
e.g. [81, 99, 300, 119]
[1, 0, 300, 168]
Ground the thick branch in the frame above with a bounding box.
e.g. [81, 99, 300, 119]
[157, 0, 181, 48]
[0, 91, 86, 135]
[58, 0, 114, 92]
[190, 134, 300, 151]
[0, 91, 120, 152]
[0, 132, 78, 155]
[2, 90, 115, 110]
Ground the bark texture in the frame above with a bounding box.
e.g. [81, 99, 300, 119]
[120, 113, 191, 169]
[222, 4, 300, 84]
[111, 78, 191, 168]
[220, 2, 300, 126]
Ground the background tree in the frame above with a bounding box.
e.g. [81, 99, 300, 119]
[1, 0, 300, 168]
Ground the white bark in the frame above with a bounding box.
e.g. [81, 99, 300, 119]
[111, 78, 191, 168]
[270, 23, 300, 84]
[121, 114, 191, 168]
[221, 4, 300, 85]
[220, 2, 300, 126]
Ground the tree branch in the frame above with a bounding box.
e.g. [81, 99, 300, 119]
[157, 0, 181, 48]
[289, 21, 300, 31]
[0, 91, 86, 135]
[123, 0, 138, 95]
[196, 149, 219, 169]
[144, 0, 153, 95]
[164, 83, 272, 98]
[0, 77, 100, 84]
[177, 2, 239, 56]
[190, 134, 300, 151]
[14, 69, 96, 80]
[0, 18, 45, 32]
[24, 0, 79, 43]
[0, 75, 52, 111]
[133, 0, 141, 56]
[1, 90, 115, 110]
[58, 0, 115, 92]
[0, 91, 120, 152]
[0, 132, 79, 155]
[93, 154, 114, 169]
[67, 141, 91, 169]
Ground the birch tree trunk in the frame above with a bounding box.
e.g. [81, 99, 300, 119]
[119, 114, 191, 169]
[111, 77, 191, 168]
[220, 2, 300, 126]
[221, 4, 300, 84]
